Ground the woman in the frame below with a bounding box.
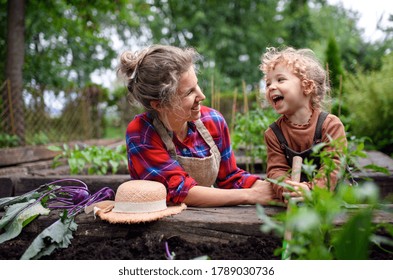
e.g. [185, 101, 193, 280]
[118, 45, 274, 207]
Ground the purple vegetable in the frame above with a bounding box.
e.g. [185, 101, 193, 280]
[87, 187, 115, 203]
[72, 188, 90, 204]
[1, 178, 116, 260]
[66, 187, 115, 216]
[165, 241, 175, 260]
[45, 179, 91, 210]
[47, 187, 90, 207]
[8, 178, 115, 218]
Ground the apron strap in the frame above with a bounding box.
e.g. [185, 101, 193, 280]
[152, 117, 177, 158]
[195, 119, 217, 149]
[152, 117, 221, 187]
[313, 111, 329, 144]
[269, 121, 288, 150]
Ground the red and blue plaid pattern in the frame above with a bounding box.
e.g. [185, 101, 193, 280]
[126, 106, 259, 203]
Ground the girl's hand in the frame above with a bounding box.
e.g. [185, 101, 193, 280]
[285, 180, 311, 193]
[282, 180, 311, 203]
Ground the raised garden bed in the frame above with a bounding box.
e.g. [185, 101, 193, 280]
[1, 143, 393, 260]
[1, 206, 392, 260]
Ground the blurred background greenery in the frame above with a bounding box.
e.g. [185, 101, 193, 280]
[1, 0, 392, 158]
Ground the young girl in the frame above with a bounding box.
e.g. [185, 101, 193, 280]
[259, 47, 347, 202]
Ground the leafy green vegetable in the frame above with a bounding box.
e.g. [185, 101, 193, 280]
[49, 144, 127, 175]
[21, 213, 77, 260]
[0, 202, 50, 243]
[0, 183, 49, 210]
[0, 178, 115, 259]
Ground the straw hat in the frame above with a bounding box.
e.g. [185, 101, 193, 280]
[86, 180, 186, 224]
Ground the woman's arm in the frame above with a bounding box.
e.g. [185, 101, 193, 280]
[183, 179, 275, 207]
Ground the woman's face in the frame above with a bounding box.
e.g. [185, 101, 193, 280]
[162, 66, 206, 129]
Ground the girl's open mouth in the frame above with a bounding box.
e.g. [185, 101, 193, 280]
[272, 95, 284, 104]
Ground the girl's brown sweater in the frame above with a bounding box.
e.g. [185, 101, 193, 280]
[264, 110, 347, 200]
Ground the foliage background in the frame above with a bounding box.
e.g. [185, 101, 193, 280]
[0, 0, 392, 156]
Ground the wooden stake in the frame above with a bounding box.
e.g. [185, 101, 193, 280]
[282, 156, 303, 260]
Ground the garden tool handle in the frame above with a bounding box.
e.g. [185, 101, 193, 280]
[291, 156, 303, 183]
[282, 156, 304, 260]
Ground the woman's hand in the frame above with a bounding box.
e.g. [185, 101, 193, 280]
[249, 179, 277, 205]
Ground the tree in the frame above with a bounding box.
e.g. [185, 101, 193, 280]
[23, 1, 140, 94]
[281, 0, 315, 48]
[1, 0, 141, 143]
[358, 13, 393, 72]
[344, 53, 393, 154]
[4, 0, 25, 143]
[142, 0, 282, 92]
[325, 35, 344, 96]
[307, 1, 378, 74]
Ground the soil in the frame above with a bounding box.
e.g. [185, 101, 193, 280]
[0, 231, 281, 260]
[48, 236, 281, 260]
[1, 228, 392, 260]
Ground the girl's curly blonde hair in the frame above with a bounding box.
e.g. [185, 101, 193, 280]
[259, 46, 330, 110]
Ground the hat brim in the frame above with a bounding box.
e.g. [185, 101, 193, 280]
[93, 201, 187, 224]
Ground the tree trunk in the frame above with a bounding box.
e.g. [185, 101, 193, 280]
[5, 0, 25, 145]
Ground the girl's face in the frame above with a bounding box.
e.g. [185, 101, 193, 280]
[265, 63, 310, 116]
[161, 66, 205, 130]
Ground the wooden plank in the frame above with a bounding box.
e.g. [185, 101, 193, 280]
[0, 145, 60, 167]
[1, 173, 392, 202]
[13, 175, 130, 196]
[0, 166, 28, 176]
[16, 205, 393, 243]
[357, 150, 393, 172]
[19, 206, 284, 244]
[0, 139, 124, 167]
[0, 177, 14, 197]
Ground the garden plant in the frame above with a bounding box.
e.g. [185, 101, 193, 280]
[257, 137, 393, 259]
[0, 179, 114, 259]
[49, 144, 128, 175]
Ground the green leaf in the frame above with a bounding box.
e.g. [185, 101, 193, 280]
[109, 160, 119, 174]
[47, 145, 62, 152]
[0, 200, 34, 230]
[81, 150, 92, 162]
[0, 197, 19, 209]
[370, 234, 393, 254]
[311, 142, 327, 153]
[333, 209, 373, 259]
[20, 216, 78, 260]
[363, 164, 389, 175]
[0, 202, 50, 244]
[287, 208, 320, 233]
[0, 184, 49, 209]
[256, 204, 284, 236]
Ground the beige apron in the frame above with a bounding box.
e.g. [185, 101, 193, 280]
[153, 118, 221, 186]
